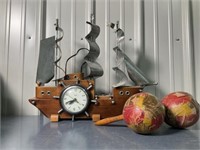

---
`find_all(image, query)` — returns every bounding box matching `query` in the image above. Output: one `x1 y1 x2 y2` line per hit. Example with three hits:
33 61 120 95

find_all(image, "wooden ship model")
29 20 156 122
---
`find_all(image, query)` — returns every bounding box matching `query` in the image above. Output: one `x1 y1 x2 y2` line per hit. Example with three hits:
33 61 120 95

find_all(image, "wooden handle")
95 114 123 126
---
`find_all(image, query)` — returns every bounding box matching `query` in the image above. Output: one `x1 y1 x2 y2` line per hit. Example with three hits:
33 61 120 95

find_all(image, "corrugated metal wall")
0 0 200 116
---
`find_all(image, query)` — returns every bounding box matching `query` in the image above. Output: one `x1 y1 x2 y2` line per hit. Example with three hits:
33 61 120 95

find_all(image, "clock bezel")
60 84 90 115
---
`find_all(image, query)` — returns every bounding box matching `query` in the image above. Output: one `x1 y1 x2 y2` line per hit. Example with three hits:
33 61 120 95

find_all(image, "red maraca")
161 91 199 128
95 92 165 134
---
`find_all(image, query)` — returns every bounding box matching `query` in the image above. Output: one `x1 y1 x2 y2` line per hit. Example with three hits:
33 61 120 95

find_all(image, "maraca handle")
95 114 123 126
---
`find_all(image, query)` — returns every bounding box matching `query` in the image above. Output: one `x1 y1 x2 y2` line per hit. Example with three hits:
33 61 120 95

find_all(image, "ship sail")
36 21 64 85
81 21 103 79
113 46 156 87
109 22 132 87
36 36 55 85
110 22 156 87
112 67 132 87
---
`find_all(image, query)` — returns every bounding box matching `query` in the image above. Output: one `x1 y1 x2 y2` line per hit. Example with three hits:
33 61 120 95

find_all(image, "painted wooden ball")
122 92 165 134
161 91 199 128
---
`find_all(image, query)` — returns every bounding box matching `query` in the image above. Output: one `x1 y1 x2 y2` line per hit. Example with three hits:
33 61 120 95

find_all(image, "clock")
60 85 90 116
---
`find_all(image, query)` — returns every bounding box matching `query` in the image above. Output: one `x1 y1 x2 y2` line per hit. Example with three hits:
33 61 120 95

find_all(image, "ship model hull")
29 73 142 122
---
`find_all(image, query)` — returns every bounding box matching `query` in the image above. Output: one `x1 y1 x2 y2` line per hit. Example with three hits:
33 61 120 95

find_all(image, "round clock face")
60 85 90 115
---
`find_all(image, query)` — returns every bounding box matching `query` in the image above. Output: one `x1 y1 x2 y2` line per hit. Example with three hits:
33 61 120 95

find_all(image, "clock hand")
67 94 74 99
74 98 83 105
65 98 76 105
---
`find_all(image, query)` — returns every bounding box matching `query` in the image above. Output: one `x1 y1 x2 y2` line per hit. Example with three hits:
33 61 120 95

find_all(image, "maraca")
95 92 165 134
161 91 199 128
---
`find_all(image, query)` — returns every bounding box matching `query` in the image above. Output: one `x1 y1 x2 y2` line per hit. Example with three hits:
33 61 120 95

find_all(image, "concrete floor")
0 116 200 150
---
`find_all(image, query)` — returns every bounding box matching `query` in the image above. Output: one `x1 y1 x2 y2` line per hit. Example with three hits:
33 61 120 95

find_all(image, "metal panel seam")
70 0 76 73
153 0 159 96
181 0 195 96
168 0 175 92
105 0 111 93
20 0 26 116
3 0 12 115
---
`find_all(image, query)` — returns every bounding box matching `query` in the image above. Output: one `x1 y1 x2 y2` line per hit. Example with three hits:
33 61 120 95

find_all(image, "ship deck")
1 116 200 150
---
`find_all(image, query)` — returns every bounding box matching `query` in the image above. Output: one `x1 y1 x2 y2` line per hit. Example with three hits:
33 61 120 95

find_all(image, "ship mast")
90 0 96 24
54 19 64 85
54 19 59 86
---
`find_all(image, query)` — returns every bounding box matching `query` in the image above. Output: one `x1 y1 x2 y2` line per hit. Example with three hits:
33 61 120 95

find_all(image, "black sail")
81 22 103 78
36 36 55 85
